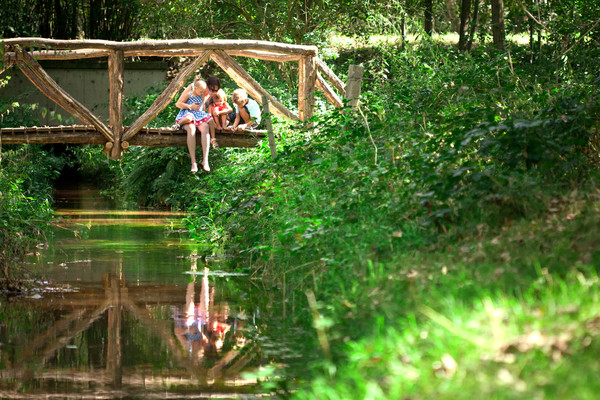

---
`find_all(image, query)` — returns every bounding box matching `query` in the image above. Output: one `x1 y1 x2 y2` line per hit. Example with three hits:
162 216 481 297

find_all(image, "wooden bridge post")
298 55 317 122
108 50 124 159
262 95 276 159
340 65 364 134
345 64 364 109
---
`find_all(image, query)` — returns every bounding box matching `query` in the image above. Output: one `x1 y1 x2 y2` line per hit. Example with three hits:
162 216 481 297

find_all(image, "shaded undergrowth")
0 145 60 291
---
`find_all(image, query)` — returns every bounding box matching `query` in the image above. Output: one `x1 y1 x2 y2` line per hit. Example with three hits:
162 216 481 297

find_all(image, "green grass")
290 187 600 399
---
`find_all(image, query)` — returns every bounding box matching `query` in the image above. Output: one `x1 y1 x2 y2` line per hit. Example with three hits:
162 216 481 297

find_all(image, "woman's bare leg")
199 123 211 171
208 119 216 140
184 123 198 171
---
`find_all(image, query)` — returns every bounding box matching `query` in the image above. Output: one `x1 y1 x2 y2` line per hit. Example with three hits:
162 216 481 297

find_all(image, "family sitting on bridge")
175 75 261 173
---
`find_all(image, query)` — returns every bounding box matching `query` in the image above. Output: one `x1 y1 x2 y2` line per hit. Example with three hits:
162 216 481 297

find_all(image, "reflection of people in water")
207 291 231 352
232 311 248 349
173 263 247 362
173 266 210 359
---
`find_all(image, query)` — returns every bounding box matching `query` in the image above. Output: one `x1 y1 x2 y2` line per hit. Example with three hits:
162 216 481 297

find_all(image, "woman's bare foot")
203 162 210 172
211 138 219 149
191 162 198 173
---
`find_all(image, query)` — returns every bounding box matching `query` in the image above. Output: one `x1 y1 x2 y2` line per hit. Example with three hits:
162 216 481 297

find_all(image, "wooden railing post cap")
348 64 364 78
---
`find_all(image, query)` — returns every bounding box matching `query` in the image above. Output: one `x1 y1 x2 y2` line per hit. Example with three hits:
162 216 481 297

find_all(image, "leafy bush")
118 146 196 209
124 84 176 127
0 100 41 128
173 38 600 278
467 94 596 174
0 174 50 288
0 146 58 291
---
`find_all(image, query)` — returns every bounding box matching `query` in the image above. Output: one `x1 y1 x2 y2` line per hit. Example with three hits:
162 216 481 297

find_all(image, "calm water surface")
0 184 302 399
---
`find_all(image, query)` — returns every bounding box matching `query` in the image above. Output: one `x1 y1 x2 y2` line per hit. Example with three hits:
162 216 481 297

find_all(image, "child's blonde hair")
214 89 227 102
192 78 206 92
231 88 248 103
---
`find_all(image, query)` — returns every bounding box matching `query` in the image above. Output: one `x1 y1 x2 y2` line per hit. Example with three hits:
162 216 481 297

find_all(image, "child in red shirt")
210 89 233 131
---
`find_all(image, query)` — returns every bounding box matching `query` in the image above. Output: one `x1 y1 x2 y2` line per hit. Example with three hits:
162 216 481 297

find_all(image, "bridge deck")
0 125 267 148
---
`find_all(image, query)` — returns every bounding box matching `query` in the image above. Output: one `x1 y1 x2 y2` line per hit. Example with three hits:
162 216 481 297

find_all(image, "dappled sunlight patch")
325 32 533 50
54 217 184 227
432 353 458 378
496 367 528 391
185 269 247 277
496 330 573 362
56 259 92 268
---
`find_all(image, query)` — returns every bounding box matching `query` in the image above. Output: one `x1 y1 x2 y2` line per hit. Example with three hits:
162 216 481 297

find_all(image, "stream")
0 183 308 399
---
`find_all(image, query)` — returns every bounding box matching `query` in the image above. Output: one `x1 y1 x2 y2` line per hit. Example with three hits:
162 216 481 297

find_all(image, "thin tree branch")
557 18 600 58
521 3 547 29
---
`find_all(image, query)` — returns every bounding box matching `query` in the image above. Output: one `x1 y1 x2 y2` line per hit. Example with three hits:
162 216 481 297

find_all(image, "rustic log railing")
1 38 347 159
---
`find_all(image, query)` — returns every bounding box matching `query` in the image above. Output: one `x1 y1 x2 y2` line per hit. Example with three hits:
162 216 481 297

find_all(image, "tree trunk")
69 0 80 38
491 0 505 50
424 0 434 36
445 0 459 32
466 0 479 50
529 5 535 62
36 0 51 37
401 13 406 41
89 0 101 38
457 0 472 50
53 0 67 38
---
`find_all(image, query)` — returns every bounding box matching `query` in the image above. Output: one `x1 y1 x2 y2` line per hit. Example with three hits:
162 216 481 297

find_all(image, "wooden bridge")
0 38 354 158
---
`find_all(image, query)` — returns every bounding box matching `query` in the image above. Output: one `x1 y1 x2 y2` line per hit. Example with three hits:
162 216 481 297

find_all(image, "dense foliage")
3 0 597 52
77 33 597 398
0 98 64 290
0 145 59 290
0 0 402 40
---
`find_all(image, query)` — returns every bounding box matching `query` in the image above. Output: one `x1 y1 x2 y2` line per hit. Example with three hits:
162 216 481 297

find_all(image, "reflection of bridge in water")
0 272 262 398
